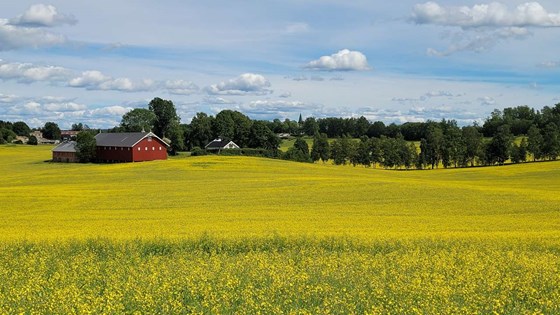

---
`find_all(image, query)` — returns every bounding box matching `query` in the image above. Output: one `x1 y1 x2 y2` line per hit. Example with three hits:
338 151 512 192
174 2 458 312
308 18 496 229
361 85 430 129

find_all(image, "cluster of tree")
285 134 418 169
0 121 29 144
265 104 560 143
282 116 559 169
481 105 560 137
183 110 280 151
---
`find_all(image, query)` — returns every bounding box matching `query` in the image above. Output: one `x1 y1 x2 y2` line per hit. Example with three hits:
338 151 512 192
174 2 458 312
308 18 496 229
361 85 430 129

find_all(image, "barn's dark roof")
205 139 238 149
52 141 77 153
95 132 168 147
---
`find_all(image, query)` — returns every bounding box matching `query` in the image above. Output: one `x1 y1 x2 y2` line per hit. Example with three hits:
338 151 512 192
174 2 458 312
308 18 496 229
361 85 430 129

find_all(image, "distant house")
95 132 169 163
205 138 240 152
31 131 58 144
52 141 78 162
60 130 80 141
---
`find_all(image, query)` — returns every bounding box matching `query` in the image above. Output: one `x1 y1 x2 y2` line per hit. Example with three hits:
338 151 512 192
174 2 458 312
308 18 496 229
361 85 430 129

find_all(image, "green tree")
249 121 280 150
303 117 319 136
12 121 31 136
421 124 444 169
367 121 386 138
462 126 483 167
482 109 504 137
311 133 329 163
440 120 461 168
353 116 370 138
542 123 560 160
399 141 417 169
417 138 428 169
148 98 180 139
527 125 543 161
354 136 372 167
121 108 156 132
213 110 252 147
369 137 383 168
380 136 400 169
486 125 513 165
71 123 84 131
167 123 184 155
283 137 311 162
76 131 97 163
330 137 351 165
0 128 16 143
283 118 300 135
42 122 61 140
187 112 214 149
511 138 528 164
27 135 38 145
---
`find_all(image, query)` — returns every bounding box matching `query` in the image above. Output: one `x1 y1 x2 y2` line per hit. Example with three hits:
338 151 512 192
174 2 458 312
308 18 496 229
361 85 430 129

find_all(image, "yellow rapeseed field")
0 144 559 313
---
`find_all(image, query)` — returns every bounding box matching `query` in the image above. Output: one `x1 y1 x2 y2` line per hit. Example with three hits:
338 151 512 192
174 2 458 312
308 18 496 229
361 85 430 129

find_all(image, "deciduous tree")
311 133 329 163
42 122 61 140
76 131 97 163
148 98 179 139
121 108 156 132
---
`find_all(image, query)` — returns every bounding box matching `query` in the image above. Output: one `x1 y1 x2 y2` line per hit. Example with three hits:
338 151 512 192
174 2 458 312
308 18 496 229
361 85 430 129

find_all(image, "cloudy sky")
1 1 560 128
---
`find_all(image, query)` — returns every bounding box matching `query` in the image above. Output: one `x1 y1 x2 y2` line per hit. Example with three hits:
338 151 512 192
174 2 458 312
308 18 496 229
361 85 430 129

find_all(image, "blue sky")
1 0 560 129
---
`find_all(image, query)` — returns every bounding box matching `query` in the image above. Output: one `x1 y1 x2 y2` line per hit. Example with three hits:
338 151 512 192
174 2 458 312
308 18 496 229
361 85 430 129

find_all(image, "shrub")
27 135 38 145
191 147 207 156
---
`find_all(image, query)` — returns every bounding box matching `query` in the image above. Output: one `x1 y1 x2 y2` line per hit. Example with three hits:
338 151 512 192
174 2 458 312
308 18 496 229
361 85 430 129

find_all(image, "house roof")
52 141 77 153
95 132 169 148
205 139 238 149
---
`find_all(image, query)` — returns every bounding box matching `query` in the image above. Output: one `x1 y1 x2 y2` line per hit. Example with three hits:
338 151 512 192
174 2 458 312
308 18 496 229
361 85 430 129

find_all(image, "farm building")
52 141 78 162
31 131 58 144
205 139 240 152
60 130 80 141
95 132 169 163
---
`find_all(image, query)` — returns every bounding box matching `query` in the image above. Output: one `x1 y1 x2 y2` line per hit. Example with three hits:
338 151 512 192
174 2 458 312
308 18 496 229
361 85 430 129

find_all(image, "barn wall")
52 152 78 163
96 146 134 162
131 137 167 162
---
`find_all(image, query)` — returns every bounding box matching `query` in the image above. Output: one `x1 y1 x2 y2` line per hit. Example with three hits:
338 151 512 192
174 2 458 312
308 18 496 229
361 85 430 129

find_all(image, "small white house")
205 138 240 152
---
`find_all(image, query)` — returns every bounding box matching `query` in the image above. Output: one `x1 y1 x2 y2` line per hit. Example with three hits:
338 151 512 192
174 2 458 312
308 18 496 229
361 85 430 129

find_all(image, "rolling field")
1 144 559 313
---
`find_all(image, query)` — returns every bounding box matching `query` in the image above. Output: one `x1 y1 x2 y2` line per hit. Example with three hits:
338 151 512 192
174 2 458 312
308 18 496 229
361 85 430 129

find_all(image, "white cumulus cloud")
0 4 76 51
305 49 370 71
165 80 199 95
44 102 87 112
10 4 77 27
0 19 66 51
412 2 559 56
412 2 560 28
89 105 132 117
206 73 272 96
0 93 21 104
0 60 71 83
69 70 156 92
478 96 496 106
426 27 530 56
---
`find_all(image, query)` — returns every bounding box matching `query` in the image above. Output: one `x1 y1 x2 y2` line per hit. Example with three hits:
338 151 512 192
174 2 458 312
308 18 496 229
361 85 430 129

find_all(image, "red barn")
95 132 169 163
52 141 78 162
